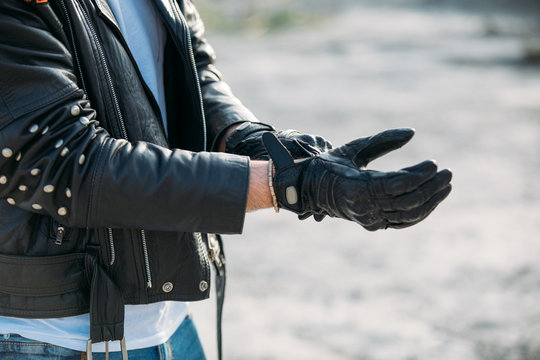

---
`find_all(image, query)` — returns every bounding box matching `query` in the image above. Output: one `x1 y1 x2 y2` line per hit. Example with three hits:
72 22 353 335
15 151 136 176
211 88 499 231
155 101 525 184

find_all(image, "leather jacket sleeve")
0 1 249 234
183 0 260 150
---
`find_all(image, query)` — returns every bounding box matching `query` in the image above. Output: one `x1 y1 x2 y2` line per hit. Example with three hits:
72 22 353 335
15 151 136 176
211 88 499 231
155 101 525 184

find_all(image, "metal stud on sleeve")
70 105 81 116
2 148 13 158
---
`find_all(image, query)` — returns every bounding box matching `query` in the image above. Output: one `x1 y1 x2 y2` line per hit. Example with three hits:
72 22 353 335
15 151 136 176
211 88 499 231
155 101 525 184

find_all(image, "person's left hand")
225 122 332 160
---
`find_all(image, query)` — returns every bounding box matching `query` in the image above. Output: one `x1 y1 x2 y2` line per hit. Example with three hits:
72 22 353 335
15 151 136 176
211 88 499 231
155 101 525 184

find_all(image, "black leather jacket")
0 0 257 341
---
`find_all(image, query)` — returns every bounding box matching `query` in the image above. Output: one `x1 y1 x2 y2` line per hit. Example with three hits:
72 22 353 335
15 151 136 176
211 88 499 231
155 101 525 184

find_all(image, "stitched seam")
0 342 69 348
7 83 78 118
86 140 109 226
0 86 79 133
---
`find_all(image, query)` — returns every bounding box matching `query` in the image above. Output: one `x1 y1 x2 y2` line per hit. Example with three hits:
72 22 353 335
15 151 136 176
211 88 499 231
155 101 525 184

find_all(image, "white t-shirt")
0 0 188 352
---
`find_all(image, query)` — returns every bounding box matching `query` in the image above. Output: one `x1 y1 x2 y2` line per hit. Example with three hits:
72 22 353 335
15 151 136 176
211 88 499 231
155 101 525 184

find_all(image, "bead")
2 148 13 158
78 154 86 165
15 152 21 161
18 185 27 192
30 168 41 176
70 105 80 116
6 198 15 205
29 124 39 133
41 126 49 135
0 176 6 185
79 117 90 126
43 185 55 193
60 147 69 157
57 207 68 216
32 204 43 210
65 188 72 198
55 139 63 149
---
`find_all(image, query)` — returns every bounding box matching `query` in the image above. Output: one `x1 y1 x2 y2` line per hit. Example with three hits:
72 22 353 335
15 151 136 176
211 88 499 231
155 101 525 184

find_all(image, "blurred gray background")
189 0 540 359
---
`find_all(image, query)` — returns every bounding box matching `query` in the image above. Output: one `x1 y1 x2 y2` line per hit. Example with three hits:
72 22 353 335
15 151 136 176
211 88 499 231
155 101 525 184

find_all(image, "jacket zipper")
59 0 88 97
140 230 152 288
91 5 169 146
76 1 152 285
55 225 66 245
194 232 210 282
168 4 207 152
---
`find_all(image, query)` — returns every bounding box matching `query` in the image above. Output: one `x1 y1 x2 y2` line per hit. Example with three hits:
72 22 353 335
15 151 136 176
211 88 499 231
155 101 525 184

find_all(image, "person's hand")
263 128 452 230
225 122 332 160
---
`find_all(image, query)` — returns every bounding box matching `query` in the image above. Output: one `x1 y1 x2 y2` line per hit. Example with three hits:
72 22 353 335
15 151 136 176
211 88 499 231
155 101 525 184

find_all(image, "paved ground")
191 3 540 359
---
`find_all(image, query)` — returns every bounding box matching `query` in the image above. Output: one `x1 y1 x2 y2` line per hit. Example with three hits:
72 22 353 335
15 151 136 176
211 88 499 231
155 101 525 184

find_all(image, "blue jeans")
0 315 206 360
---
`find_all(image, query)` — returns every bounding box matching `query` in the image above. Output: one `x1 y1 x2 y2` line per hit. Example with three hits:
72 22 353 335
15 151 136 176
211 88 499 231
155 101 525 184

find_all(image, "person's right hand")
263 128 452 230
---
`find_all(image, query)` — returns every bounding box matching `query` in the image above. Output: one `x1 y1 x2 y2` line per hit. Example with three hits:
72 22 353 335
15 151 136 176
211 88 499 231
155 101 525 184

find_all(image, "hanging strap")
208 234 226 360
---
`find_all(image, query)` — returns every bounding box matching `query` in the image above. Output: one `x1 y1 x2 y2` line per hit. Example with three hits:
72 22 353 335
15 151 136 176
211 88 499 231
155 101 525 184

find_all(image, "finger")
379 169 452 211
369 160 438 197
384 184 452 224
314 213 326 222
298 213 311 220
351 128 415 167
362 219 387 231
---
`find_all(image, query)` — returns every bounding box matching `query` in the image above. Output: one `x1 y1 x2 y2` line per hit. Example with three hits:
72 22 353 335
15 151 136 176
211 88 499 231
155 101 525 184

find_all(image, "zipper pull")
55 226 65 245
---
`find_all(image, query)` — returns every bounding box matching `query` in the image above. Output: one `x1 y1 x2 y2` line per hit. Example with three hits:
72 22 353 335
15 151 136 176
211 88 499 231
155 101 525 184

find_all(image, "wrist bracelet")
268 159 279 213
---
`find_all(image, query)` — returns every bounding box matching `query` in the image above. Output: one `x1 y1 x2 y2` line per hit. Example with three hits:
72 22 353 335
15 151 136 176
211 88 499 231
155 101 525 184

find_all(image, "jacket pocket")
0 252 90 318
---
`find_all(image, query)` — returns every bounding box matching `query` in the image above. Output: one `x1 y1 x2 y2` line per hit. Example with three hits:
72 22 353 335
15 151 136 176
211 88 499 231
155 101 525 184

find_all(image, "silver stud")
15 152 21 161
29 124 39 133
70 105 81 116
30 168 41 176
79 117 90 126
32 204 43 210
55 139 63 149
6 198 15 205
2 148 13 158
162 282 174 293
78 154 86 165
94 121 100 127
0 176 6 185
41 126 49 135
60 147 69 157
65 188 72 198
43 185 55 193
18 185 27 192
57 207 68 216
199 280 208 292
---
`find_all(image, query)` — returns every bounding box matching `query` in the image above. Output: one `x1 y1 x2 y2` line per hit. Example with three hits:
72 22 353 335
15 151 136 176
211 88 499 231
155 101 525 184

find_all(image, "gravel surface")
190 3 540 359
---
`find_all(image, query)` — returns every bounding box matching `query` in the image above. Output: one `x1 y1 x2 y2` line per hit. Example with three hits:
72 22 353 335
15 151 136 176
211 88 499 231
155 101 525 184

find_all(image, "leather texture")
226 122 333 160
0 0 254 324
264 129 453 231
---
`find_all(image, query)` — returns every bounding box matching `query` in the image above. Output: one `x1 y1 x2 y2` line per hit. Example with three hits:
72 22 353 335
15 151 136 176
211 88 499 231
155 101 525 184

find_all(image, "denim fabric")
0 315 206 360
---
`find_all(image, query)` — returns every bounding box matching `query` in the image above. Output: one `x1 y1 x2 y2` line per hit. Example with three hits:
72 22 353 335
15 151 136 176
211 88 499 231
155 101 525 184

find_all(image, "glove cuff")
224 122 275 155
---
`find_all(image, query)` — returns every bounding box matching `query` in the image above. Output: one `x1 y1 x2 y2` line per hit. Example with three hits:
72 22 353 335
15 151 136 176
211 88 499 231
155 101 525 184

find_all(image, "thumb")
335 128 415 168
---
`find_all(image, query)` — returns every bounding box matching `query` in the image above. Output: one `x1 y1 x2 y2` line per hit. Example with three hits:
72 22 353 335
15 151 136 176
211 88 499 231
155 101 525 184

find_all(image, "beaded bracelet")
268 159 279 213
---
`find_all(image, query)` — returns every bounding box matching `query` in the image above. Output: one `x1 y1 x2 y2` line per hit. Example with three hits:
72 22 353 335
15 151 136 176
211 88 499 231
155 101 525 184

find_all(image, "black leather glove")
263 128 452 230
225 122 332 160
